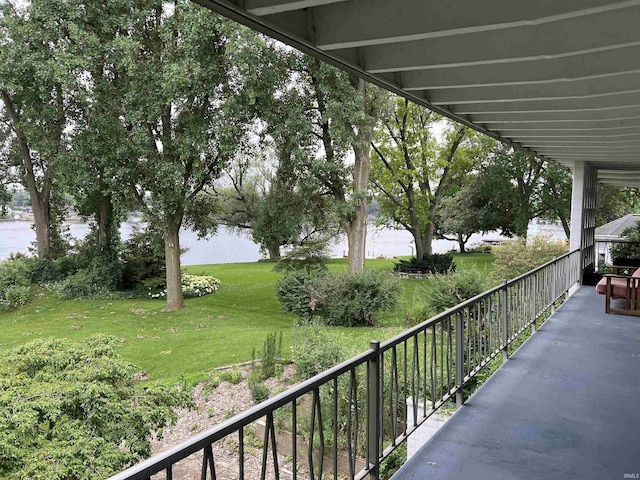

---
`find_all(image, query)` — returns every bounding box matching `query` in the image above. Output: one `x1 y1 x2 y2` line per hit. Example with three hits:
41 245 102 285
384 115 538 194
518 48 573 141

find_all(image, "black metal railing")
109 250 581 480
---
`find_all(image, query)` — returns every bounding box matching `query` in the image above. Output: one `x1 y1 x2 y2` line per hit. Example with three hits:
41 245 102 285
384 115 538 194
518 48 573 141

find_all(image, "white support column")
570 161 597 287
570 161 586 254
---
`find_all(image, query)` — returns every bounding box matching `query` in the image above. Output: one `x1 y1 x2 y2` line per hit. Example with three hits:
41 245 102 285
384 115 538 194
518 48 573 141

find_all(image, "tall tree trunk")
458 233 467 253
2 91 53 258
347 142 370 273
347 79 372 274
163 224 185 312
266 242 281 260
96 192 115 253
422 223 434 257
30 189 52 258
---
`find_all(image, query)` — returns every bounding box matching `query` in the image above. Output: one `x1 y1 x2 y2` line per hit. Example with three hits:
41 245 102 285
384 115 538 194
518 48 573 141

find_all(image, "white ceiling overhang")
192 0 640 187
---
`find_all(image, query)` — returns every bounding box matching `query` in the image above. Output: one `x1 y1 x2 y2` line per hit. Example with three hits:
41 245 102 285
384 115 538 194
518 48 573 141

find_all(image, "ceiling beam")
355 8 640 73
245 0 345 15
427 72 640 105
255 0 640 51
481 118 640 130
387 46 640 90
451 92 640 114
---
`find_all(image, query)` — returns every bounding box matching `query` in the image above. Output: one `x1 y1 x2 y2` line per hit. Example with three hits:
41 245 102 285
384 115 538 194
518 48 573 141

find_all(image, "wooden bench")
596 265 640 316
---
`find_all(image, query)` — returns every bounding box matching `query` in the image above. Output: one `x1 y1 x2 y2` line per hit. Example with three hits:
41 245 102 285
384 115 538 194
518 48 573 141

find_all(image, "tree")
596 185 640 226
0 335 189 480
0 0 79 258
59 0 139 256
436 184 483 253
471 145 572 239
115 3 276 310
371 98 473 259
284 56 386 273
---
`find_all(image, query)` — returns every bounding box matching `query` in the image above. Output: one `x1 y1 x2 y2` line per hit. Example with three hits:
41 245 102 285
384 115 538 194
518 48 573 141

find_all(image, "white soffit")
192 0 640 185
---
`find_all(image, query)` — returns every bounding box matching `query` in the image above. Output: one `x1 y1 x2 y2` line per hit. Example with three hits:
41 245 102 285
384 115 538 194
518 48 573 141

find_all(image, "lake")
0 220 566 264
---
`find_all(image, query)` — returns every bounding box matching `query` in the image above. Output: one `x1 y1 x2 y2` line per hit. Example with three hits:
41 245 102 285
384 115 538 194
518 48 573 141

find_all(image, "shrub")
316 269 401 327
248 371 270 403
121 225 166 289
274 240 329 273
54 257 123 299
0 335 190 480
3 284 31 308
219 367 243 384
394 253 455 274
147 274 221 300
256 331 282 380
275 270 328 320
491 234 568 282
277 269 400 327
423 268 493 314
291 323 349 380
0 255 33 310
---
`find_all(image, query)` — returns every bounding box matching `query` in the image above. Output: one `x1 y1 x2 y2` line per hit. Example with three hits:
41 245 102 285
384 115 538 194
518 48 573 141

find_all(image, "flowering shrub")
148 274 221 299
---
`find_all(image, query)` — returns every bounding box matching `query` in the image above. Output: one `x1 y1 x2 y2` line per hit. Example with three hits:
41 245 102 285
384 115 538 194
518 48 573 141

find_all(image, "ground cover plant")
0 255 493 384
0 335 190 480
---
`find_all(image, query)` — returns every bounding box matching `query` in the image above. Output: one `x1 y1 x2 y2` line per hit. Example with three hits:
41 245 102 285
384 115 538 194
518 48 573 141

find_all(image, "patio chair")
596 265 640 316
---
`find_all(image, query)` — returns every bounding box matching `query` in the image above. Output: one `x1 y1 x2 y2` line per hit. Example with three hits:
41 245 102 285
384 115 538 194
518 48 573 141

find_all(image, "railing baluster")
367 341 381 480
201 444 216 480
333 377 338 480
238 428 244 480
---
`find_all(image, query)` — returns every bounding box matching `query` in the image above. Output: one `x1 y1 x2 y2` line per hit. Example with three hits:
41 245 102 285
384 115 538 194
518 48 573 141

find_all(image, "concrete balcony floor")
394 286 640 480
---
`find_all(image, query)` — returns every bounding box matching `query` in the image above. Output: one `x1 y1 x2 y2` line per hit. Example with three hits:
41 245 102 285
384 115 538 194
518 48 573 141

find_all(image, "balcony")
110 250 608 480
394 285 640 480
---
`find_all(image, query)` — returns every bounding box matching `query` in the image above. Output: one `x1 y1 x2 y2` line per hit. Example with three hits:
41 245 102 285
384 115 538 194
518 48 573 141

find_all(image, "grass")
0 254 493 384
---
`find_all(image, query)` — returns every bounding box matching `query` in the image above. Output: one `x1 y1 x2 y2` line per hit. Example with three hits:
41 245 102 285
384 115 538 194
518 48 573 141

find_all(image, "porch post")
570 161 596 285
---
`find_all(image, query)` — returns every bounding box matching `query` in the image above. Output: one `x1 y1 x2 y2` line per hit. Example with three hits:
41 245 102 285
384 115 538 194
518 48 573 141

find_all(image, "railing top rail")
108 348 375 480
380 248 580 352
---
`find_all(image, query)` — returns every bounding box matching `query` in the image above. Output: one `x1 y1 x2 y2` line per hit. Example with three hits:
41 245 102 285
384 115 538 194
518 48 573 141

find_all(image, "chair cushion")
596 276 636 298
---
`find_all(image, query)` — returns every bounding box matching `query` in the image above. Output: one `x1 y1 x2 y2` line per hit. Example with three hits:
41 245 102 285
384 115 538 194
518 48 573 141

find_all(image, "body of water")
0 220 566 264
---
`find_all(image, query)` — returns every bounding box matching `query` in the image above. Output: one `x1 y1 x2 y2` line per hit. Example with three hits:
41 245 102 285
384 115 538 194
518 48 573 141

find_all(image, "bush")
317 269 401 327
54 257 123 299
423 268 493 315
147 274 221 299
291 323 349 380
3 284 31 308
276 269 400 327
491 234 568 282
394 253 455 274
275 270 328 320
0 255 33 310
0 335 190 480
121 225 166 290
256 332 282 380
248 371 270 403
274 240 329 273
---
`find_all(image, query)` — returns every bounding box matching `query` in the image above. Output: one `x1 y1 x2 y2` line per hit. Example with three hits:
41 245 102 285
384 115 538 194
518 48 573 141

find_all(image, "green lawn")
0 254 493 384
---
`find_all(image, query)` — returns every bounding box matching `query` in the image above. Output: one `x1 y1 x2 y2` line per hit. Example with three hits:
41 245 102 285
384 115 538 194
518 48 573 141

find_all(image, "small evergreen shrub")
121 226 166 290
291 324 349 380
258 331 282 380
248 371 270 403
275 270 328 320
0 255 33 310
424 268 493 314
276 269 400 327
394 253 455 274
274 240 329 273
